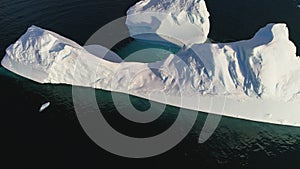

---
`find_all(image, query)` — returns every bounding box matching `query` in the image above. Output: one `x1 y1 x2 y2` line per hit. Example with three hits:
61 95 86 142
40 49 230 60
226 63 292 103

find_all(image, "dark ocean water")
1 0 300 168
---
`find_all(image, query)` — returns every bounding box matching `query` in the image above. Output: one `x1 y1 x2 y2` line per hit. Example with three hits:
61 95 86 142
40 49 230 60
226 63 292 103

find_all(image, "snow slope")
2 25 300 127
126 0 210 45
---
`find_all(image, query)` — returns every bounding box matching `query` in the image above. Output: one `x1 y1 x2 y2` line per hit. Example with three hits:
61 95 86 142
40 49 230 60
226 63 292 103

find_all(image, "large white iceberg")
126 0 210 45
2 25 300 127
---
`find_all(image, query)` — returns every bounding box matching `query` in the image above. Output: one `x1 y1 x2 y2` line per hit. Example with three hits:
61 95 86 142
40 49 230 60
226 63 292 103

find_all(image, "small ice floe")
39 102 50 112
298 5 300 8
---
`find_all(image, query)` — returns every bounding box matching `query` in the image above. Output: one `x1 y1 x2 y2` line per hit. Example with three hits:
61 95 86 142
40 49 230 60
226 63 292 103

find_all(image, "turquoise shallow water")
1 0 300 168
113 39 180 63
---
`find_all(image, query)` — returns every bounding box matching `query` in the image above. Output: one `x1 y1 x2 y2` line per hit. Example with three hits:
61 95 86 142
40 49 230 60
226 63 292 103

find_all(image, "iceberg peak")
177 23 300 101
1 25 117 85
126 0 210 45
253 23 290 43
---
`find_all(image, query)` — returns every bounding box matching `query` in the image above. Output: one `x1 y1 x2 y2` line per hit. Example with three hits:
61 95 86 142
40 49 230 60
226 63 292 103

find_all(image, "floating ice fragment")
39 102 50 112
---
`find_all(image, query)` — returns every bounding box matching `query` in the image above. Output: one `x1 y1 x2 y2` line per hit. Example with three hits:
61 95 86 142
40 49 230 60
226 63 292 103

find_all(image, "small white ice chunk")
39 102 50 112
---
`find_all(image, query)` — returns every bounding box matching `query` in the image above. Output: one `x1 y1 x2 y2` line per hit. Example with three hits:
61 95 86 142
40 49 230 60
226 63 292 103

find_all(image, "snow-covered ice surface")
126 0 210 45
2 25 300 127
178 24 300 102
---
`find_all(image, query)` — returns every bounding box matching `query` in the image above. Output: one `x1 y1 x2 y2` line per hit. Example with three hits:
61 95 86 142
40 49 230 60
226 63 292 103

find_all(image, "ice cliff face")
126 0 210 45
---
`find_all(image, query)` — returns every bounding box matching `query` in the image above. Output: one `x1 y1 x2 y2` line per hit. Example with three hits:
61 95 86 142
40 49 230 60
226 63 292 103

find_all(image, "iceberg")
126 0 210 45
2 25 300 127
